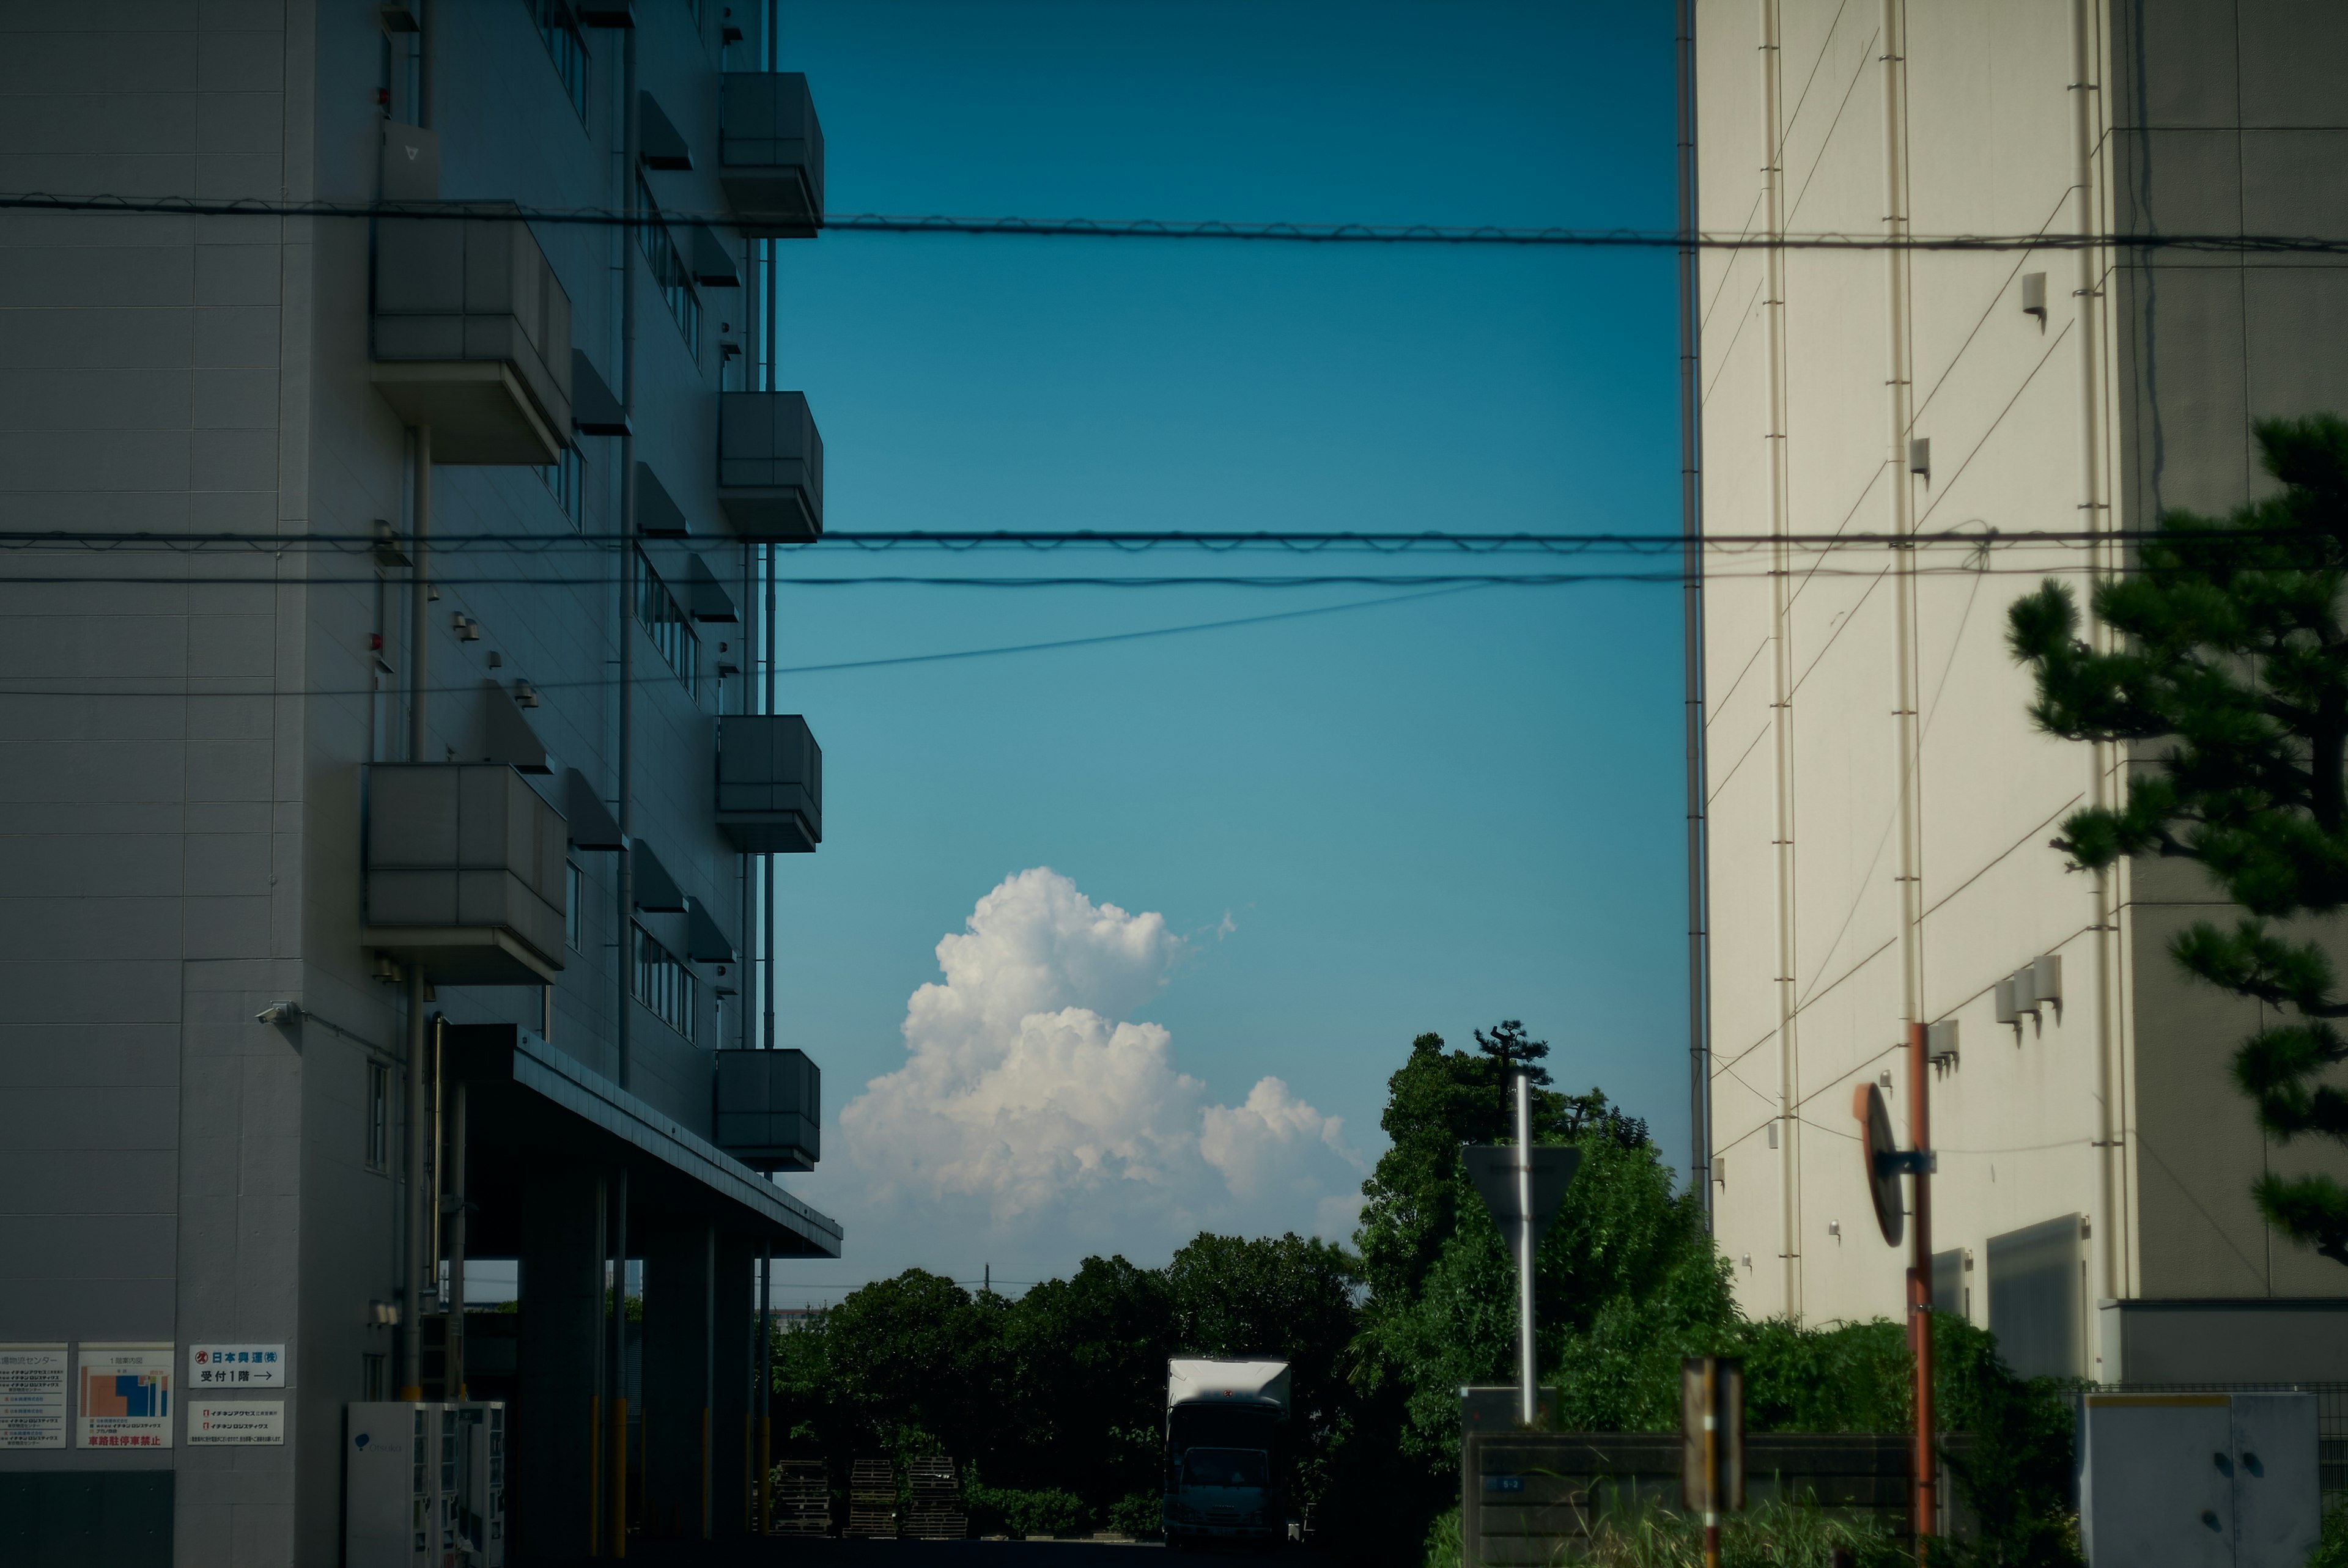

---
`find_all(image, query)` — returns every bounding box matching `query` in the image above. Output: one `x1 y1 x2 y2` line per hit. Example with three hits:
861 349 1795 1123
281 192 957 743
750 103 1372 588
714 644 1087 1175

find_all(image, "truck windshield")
1181 1448 1269 1489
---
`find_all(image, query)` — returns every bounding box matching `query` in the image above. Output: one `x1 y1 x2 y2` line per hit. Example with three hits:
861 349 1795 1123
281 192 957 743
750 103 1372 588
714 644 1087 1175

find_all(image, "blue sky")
753 0 1688 1300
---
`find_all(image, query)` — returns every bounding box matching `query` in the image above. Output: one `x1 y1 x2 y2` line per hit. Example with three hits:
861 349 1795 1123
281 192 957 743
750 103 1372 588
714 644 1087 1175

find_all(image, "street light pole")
1515 1070 1536 1429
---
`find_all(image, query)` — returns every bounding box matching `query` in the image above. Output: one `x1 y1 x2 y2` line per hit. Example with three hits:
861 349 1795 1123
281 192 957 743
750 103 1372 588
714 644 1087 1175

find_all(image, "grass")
1424 1493 1913 1568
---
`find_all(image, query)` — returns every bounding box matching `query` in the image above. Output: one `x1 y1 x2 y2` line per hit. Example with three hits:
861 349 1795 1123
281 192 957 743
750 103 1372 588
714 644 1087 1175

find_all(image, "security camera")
256 1001 301 1025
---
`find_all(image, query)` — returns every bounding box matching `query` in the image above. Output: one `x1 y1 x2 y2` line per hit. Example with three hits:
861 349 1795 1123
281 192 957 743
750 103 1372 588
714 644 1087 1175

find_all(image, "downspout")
616 30 638 1093
397 0 436 1402
1758 0 1803 1323
609 31 641 1556
399 427 432 1398
762 551 777 1060
2072 0 2127 1309
1881 0 1922 1088
1676 0 1713 1225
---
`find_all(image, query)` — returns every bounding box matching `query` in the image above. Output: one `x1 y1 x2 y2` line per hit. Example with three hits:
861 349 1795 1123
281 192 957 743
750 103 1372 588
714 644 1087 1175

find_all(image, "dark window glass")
634 550 699 697
637 176 702 352
524 0 590 120
632 925 697 1041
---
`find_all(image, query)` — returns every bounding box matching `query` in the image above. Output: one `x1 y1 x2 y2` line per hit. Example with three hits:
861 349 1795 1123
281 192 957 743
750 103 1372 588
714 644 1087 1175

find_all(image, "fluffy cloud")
832 868 1362 1259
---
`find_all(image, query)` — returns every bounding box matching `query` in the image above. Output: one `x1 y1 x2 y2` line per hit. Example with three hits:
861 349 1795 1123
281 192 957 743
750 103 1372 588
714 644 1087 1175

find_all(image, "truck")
1162 1358 1291 1550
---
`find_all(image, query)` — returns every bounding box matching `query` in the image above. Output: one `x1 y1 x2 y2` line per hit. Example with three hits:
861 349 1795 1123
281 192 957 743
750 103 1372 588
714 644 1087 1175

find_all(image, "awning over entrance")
445 1023 842 1257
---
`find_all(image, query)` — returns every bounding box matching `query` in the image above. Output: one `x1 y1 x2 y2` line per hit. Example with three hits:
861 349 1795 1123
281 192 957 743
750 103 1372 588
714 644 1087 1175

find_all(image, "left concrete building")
0 4 840 1564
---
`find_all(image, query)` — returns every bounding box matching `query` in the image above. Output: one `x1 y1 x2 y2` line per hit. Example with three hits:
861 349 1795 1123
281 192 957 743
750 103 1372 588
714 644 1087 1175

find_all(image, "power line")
1 191 2343 255
0 524 2260 556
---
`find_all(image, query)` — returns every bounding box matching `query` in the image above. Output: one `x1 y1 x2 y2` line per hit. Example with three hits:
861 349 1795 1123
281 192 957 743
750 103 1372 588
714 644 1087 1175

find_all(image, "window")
367 1062 391 1172
637 176 701 352
632 925 696 1040
635 550 699 696
538 446 585 531
524 0 590 121
566 862 583 951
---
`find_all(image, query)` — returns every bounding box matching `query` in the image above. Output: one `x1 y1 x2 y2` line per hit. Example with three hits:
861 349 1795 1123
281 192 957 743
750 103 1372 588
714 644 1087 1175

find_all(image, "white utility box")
2078 1390 2319 1567
455 1401 507 1566
347 1402 455 1568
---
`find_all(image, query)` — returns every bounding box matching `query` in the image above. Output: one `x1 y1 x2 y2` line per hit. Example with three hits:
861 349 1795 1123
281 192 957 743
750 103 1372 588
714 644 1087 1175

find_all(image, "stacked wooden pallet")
845 1457 898 1539
769 1460 830 1536
904 1456 967 1540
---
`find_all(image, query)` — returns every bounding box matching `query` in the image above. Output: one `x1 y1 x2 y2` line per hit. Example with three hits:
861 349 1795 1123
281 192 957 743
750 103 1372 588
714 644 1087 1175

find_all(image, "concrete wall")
1697 0 2348 1350
2106 0 2348 1302
0 4 798 1562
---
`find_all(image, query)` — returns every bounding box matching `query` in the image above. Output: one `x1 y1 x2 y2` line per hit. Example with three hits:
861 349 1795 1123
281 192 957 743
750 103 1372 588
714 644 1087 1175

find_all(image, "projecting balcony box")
714 1048 819 1171
364 764 568 985
717 391 822 540
719 73 824 237
715 713 822 853
372 205 574 463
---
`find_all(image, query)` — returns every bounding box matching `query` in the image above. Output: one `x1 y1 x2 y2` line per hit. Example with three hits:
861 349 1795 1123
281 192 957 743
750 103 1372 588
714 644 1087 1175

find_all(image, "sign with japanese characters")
78 1344 172 1449
188 1400 284 1446
188 1344 286 1389
0 1344 68 1449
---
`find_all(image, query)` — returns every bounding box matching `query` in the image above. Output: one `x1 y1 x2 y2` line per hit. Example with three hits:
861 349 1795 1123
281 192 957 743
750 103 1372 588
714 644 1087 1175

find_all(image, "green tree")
2007 413 2348 1262
997 1254 1173 1503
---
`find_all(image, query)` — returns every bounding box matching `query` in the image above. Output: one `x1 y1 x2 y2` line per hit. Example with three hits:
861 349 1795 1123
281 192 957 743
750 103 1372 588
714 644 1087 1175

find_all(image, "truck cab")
1163 1358 1291 1549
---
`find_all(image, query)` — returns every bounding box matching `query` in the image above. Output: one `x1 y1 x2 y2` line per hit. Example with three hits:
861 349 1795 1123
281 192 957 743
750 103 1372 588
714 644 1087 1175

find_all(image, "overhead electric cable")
0 191 2342 254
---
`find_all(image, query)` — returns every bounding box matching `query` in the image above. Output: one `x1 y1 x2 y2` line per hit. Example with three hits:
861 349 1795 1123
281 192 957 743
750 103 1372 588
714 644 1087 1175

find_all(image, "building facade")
1695 0 2348 1378
0 2 838 1563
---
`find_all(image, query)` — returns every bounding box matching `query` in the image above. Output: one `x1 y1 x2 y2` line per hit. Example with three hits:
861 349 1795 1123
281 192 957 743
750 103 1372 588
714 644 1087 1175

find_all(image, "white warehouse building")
1692 0 2348 1385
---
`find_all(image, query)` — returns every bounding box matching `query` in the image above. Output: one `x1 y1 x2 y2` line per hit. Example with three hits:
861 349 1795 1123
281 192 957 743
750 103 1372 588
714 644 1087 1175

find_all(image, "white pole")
1516 1070 1536 1427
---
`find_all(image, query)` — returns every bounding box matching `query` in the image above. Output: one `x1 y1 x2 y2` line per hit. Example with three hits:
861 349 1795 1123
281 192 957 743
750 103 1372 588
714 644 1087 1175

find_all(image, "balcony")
714 1048 819 1171
364 764 568 985
719 73 824 238
717 391 823 540
372 208 574 464
715 714 822 853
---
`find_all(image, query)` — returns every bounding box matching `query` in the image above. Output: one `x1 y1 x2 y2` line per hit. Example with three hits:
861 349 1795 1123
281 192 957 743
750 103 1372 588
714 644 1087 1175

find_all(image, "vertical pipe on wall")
1907 1021 1936 1544
448 1079 468 1399
399 424 433 1397
2072 0 2126 1308
415 0 433 129
762 547 777 1056
1881 0 1924 1070
615 28 640 1092
1757 0 1802 1324
609 1166 630 1556
758 1246 772 1534
1675 0 1712 1225
401 965 429 1398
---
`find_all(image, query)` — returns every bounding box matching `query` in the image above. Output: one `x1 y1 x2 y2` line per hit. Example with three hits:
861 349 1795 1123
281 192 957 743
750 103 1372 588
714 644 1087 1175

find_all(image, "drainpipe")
399 424 432 1398
447 1077 468 1399
762 550 777 1058
1675 0 1711 1226
2071 0 2127 1315
1757 0 1802 1325
604 33 642 1556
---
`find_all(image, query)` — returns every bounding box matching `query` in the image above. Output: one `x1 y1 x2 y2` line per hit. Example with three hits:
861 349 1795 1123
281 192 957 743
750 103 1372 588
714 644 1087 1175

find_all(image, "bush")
964 1478 1091 1539
1106 1490 1164 1539
1420 1504 1460 1568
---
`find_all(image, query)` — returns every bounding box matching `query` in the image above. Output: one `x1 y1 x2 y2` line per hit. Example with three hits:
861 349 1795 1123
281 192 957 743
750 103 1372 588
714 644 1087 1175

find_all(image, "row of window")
523 0 589 121
635 549 700 696
633 925 698 1042
538 446 584 530
636 175 704 353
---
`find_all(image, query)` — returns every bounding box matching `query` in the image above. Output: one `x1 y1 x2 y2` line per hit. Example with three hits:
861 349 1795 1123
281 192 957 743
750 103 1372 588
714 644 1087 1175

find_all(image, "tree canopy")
769 1023 2077 1563
2008 413 2348 1262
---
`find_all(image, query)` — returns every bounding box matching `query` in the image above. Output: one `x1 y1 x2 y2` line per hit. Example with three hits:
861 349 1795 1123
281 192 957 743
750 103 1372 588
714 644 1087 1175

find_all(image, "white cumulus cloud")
831 868 1362 1262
